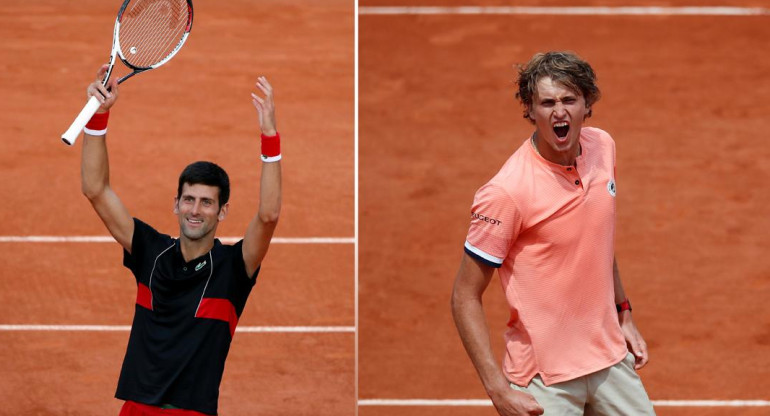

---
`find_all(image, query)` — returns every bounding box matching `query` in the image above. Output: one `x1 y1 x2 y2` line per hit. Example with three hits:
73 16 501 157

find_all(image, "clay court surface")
359 2 770 416
0 0 353 414
2 1 770 415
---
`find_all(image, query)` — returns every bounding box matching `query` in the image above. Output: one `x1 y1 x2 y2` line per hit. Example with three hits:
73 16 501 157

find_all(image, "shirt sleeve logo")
607 179 616 197
471 212 502 226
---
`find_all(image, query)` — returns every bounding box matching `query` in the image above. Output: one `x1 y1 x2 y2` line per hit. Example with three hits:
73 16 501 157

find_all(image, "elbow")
451 285 481 317
258 208 280 225
450 286 463 315
450 289 468 325
81 184 102 202
82 180 109 203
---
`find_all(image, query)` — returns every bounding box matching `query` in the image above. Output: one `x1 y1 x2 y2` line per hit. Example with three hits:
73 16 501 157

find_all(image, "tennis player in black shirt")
80 66 282 415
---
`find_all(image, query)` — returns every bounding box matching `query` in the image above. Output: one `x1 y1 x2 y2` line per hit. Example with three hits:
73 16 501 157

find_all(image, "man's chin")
181 227 209 241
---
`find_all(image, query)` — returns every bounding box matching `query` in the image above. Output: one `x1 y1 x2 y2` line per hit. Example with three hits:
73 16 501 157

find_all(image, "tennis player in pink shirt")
451 51 655 415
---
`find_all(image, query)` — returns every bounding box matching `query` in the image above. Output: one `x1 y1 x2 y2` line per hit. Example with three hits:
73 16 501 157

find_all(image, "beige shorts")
509 353 656 415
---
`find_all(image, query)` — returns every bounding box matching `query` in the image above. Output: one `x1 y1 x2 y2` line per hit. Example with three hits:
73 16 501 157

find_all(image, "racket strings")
125 0 186 57
123 1 187 65
119 0 190 68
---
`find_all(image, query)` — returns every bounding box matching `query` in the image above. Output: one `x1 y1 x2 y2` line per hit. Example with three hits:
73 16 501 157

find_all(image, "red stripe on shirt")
136 283 152 310
195 298 238 337
120 400 211 416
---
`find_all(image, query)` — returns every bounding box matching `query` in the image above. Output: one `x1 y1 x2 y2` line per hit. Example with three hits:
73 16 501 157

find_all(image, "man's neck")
531 132 581 167
179 235 215 262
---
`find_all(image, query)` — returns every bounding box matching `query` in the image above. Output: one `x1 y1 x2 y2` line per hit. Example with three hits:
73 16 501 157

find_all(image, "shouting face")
529 76 591 166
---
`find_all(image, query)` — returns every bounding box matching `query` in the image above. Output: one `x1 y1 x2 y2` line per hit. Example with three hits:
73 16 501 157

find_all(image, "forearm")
241 76 282 276
240 156 280 276
451 255 544 415
452 290 509 395
76 68 134 251
452 254 509 395
81 66 118 201
81 133 111 200
612 256 627 304
612 256 649 367
613 256 635 324
257 159 281 225
453 304 510 395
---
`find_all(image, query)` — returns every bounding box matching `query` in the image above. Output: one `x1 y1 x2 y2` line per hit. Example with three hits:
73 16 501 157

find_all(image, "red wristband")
261 132 281 162
84 111 110 135
616 299 632 313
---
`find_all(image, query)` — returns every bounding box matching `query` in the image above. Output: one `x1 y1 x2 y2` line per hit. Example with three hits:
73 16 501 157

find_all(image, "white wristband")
261 154 282 163
83 127 108 136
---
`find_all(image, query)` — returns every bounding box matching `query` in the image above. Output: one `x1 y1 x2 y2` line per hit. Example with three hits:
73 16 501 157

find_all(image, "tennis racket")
61 0 193 146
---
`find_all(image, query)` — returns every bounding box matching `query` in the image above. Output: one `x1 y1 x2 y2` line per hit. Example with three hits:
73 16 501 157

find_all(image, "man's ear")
218 202 230 221
173 197 179 215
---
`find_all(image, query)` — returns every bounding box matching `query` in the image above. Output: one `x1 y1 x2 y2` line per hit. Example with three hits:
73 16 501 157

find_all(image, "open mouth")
553 121 569 139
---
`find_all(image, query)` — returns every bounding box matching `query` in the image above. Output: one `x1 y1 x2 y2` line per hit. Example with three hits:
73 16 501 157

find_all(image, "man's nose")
553 102 567 118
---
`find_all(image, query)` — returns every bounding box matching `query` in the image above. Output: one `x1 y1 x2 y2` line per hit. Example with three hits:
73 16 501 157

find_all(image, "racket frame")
61 0 193 146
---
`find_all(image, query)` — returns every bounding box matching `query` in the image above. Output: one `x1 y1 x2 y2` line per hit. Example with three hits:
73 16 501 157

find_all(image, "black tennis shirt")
115 218 259 415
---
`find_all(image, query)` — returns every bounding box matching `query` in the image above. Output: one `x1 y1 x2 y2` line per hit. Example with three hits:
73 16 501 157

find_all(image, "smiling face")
174 183 228 241
529 76 590 166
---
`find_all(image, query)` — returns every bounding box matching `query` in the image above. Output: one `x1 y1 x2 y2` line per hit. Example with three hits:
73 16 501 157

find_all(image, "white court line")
0 236 354 244
0 325 354 333
359 6 769 16
360 399 491 406
357 399 770 407
653 400 770 407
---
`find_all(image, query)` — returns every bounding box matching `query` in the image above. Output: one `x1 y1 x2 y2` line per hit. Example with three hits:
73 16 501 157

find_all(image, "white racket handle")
61 95 102 146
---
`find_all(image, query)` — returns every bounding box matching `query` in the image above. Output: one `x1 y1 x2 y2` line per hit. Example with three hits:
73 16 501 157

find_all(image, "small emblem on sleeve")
471 212 502 226
607 179 616 197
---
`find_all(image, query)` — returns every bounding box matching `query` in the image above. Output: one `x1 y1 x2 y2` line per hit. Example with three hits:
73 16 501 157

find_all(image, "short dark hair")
177 161 230 208
515 51 601 122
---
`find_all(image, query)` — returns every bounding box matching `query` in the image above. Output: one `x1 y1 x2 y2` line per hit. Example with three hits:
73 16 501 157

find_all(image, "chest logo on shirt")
195 260 207 271
607 179 616 197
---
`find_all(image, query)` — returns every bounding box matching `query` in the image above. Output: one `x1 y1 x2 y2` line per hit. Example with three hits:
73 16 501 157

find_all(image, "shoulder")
123 218 174 270
478 140 535 200
472 171 526 220
216 239 244 257
131 218 174 252
213 239 260 281
213 239 250 269
133 218 171 241
473 181 515 210
581 127 615 146
491 138 531 181
581 127 617 160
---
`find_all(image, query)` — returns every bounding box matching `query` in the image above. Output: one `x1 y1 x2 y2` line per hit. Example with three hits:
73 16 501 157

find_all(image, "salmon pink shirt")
464 127 627 386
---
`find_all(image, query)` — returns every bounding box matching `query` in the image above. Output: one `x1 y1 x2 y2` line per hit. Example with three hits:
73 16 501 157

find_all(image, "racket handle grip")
61 95 102 146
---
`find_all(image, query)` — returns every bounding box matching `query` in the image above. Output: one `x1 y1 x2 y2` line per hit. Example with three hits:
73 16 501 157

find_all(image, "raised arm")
81 65 134 253
242 77 282 277
613 255 649 369
451 253 544 416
